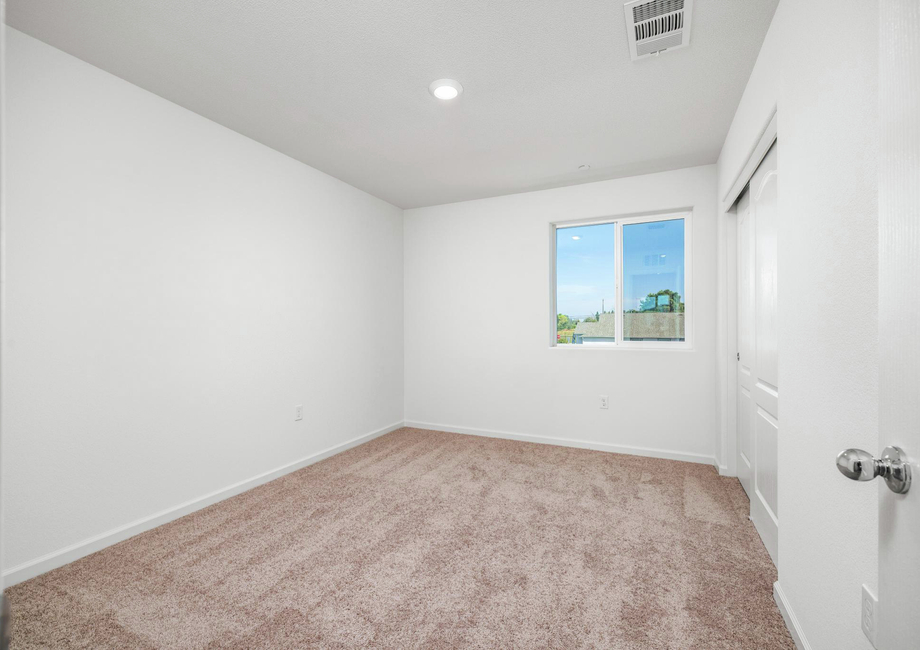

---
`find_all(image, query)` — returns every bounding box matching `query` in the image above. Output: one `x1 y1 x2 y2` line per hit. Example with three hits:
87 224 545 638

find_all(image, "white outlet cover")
861 584 877 646
600 395 609 409
295 405 304 421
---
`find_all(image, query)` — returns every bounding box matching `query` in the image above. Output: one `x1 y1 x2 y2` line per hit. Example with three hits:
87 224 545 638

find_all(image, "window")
553 213 690 347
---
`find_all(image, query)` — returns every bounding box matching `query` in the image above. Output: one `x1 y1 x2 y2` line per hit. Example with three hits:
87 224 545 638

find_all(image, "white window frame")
550 210 692 350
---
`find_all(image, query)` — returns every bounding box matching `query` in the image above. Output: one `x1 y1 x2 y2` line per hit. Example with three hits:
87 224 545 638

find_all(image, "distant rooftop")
574 313 616 338
572 311 685 341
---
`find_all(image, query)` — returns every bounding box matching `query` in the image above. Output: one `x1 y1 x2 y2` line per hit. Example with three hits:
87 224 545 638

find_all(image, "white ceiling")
7 0 778 209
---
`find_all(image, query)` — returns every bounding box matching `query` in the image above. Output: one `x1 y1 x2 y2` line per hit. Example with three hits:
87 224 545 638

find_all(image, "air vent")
623 0 693 61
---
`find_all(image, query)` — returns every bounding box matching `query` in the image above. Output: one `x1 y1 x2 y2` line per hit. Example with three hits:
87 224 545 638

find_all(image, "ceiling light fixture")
429 79 463 100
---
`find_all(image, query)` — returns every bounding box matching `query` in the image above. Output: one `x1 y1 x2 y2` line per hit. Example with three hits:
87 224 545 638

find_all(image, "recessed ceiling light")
578 164 591 171
429 79 463 100
572 236 581 240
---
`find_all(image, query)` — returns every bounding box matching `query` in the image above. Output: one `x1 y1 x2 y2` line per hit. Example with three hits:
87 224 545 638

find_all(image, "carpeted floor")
8 427 793 649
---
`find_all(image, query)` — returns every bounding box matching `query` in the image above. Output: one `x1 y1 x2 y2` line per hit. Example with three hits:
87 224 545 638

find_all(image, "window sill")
549 343 694 352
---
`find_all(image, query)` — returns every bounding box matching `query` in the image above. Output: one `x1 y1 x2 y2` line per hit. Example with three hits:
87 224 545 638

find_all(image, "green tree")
557 313 572 331
639 289 683 313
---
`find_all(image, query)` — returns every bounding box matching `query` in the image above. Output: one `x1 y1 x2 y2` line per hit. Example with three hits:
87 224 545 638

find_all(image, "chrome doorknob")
836 446 911 494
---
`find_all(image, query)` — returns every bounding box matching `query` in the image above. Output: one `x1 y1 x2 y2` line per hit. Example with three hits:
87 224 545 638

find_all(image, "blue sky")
556 219 684 319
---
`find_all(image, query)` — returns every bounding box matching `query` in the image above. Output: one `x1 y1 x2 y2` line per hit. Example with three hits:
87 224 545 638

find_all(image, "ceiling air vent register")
623 0 693 61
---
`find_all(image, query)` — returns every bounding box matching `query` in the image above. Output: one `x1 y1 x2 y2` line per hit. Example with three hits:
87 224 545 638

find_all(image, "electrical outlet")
861 584 877 647
600 395 609 409
294 405 303 421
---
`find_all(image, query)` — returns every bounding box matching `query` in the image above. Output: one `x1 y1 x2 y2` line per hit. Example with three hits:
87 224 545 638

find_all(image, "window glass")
555 223 616 344
622 219 685 341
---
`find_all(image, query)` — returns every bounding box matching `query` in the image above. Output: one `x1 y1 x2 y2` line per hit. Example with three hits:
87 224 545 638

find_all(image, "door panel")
754 407 779 557
737 142 779 565
738 385 753 479
754 381 778 419
750 142 779 564
736 190 754 497
754 409 779 518
754 165 779 390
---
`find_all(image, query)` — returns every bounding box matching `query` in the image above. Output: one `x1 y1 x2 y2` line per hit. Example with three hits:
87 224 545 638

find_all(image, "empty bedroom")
1 0 917 648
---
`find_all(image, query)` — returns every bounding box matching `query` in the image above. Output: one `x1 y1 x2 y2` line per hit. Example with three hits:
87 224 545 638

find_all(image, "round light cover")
429 79 463 100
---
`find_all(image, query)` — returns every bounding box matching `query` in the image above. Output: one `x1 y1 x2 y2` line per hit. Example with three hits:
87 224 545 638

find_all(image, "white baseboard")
3 420 405 587
718 464 732 476
774 581 811 650
405 421 717 466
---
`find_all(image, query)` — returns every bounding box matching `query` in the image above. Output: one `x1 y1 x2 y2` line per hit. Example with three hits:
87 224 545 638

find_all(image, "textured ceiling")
7 0 778 208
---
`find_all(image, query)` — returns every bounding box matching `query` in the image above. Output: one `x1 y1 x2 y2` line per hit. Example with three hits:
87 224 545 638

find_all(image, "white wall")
404 165 718 463
716 0 879 647
2 29 404 579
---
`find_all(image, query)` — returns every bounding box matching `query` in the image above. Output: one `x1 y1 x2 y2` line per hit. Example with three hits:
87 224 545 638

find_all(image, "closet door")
737 142 779 564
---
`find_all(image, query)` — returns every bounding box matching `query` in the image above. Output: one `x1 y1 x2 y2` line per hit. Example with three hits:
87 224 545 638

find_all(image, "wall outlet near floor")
861 584 877 647
599 395 609 409
294 405 304 421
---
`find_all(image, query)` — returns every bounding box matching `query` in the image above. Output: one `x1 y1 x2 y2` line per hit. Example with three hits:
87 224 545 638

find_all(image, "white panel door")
736 190 754 498
877 0 920 645
737 142 779 565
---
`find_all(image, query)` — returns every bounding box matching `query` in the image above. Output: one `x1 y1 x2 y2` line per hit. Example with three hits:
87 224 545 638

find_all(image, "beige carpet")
8 427 793 649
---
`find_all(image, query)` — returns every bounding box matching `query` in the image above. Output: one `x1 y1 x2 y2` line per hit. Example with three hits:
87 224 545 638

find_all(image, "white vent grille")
624 0 692 61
